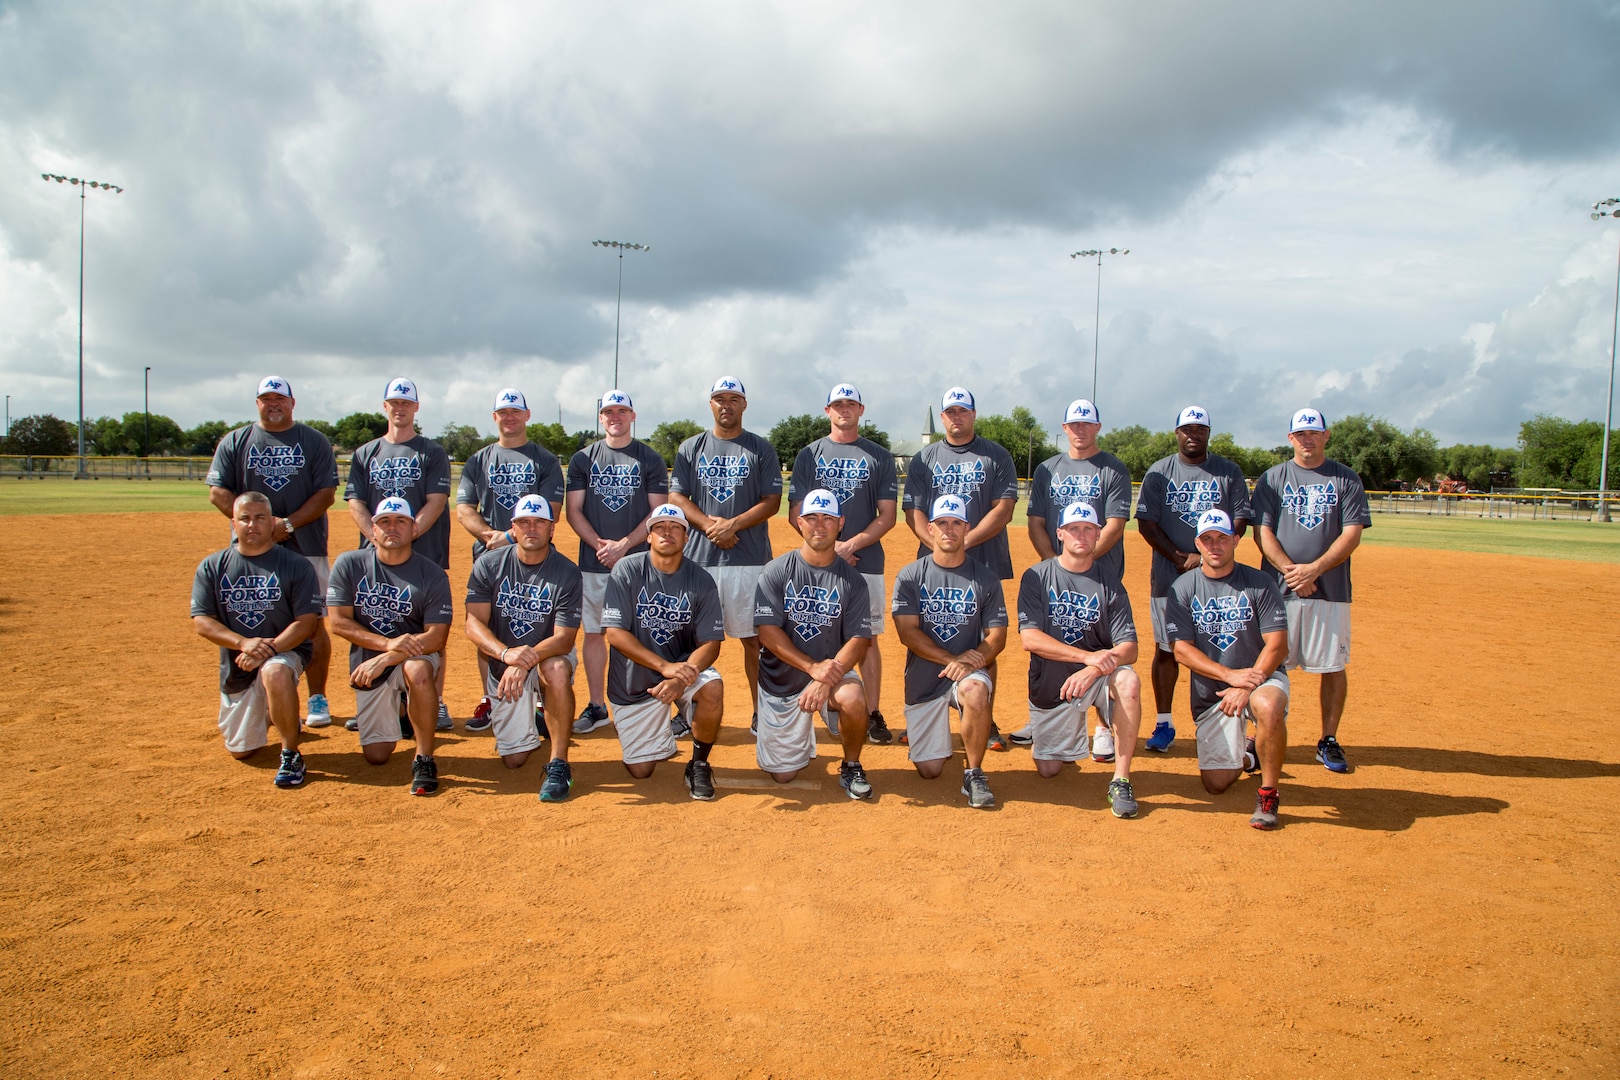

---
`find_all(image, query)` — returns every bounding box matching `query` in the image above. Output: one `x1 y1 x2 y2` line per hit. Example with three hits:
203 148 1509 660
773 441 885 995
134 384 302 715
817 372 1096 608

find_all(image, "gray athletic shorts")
1026 674 1116 762
1150 595 1171 650
755 675 862 774
1194 670 1290 770
483 652 578 756
1284 598 1351 674
904 669 994 763
580 572 610 634
862 573 887 634
354 653 442 747
706 564 766 638
611 667 722 765
217 653 305 753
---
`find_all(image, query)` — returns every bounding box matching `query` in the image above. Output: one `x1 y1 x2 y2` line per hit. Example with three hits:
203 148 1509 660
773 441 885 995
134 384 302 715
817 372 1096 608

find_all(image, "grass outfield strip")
0 478 212 515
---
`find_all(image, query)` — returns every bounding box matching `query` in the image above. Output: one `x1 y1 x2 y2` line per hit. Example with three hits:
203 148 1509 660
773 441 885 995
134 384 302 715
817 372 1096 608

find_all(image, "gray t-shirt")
191 545 323 694
465 545 583 680
752 550 872 698
600 552 727 706
1164 563 1289 716
890 555 1010 705
207 422 339 557
789 436 899 576
1251 458 1372 604
1016 559 1138 710
902 436 1019 580
346 435 454 569
566 439 670 574
455 442 567 557
1027 450 1133 582
670 430 782 567
327 548 455 674
1135 453 1253 596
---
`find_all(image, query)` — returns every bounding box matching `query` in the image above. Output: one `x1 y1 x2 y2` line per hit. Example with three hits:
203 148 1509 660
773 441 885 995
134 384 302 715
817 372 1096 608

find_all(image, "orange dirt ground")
1 509 1616 1078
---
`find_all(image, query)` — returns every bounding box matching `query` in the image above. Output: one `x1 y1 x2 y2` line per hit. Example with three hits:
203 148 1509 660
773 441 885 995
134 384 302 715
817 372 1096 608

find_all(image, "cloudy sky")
3 0 1619 449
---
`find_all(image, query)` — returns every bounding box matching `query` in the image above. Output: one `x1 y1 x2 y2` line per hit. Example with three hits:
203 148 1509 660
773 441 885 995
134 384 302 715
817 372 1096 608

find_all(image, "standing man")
566 389 669 736
464 495 583 802
601 505 728 799
346 377 455 732
1016 503 1144 818
892 495 1009 809
1251 408 1370 774
754 489 875 798
1165 510 1290 830
901 386 1018 751
327 497 455 796
207 376 339 728
668 376 782 727
1134 405 1251 755
788 382 898 745
1019 397 1133 758
455 387 566 730
191 492 322 787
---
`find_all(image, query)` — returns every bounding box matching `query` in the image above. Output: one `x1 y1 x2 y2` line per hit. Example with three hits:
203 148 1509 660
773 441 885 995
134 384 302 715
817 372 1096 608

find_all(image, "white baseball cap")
511 494 553 521
493 387 529 411
1064 399 1101 425
1196 508 1234 536
1059 502 1101 528
600 389 634 410
374 496 414 519
257 375 293 398
941 386 976 412
1176 404 1211 428
800 488 841 517
647 504 689 529
826 383 863 405
930 494 970 522
1290 408 1327 433
710 375 747 398
383 377 419 403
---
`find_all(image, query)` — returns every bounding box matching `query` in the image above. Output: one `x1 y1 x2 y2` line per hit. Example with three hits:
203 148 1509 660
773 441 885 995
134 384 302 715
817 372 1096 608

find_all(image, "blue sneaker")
1145 720 1176 753
1316 736 1350 773
273 749 306 788
304 694 332 728
539 759 573 802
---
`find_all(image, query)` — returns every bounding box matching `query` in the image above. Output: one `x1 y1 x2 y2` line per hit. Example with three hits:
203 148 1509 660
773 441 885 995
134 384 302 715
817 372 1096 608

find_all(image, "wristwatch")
281 517 296 537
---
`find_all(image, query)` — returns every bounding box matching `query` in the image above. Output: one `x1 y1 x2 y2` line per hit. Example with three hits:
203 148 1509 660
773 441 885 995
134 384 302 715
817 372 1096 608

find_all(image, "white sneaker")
305 693 332 728
1092 725 1115 762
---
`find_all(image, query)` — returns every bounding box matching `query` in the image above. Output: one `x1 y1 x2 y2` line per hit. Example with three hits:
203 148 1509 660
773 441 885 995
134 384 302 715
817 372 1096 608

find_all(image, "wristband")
500 647 510 663
505 531 515 546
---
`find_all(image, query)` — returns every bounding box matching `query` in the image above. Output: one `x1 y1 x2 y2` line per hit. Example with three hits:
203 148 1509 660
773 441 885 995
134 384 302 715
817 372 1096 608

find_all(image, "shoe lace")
1259 789 1279 811
844 761 867 781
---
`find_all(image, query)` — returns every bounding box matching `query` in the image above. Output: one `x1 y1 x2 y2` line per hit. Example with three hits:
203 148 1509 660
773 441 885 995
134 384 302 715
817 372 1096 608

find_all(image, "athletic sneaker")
344 717 359 732
1092 726 1116 763
986 723 1008 753
410 755 439 796
539 759 573 802
436 701 453 731
867 711 894 745
897 729 909 746
961 767 996 809
684 759 715 801
273 749 306 789
1242 737 1260 774
1250 787 1280 830
573 703 612 734
670 710 692 740
1317 736 1349 774
1145 720 1176 753
1007 725 1034 747
838 761 874 801
824 707 841 737
749 714 758 735
305 694 332 728
465 697 493 732
1107 776 1137 818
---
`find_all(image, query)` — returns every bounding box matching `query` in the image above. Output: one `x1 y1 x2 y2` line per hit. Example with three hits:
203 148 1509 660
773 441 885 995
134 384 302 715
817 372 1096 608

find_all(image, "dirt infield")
1 509 1616 1078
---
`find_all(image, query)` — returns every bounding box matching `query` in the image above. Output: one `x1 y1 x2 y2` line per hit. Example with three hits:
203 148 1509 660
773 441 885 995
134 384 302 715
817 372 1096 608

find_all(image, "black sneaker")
838 760 874 800
866 710 894 745
573 702 612 735
749 714 758 735
1243 737 1260 774
410 755 438 796
539 759 573 802
1316 736 1349 773
465 697 494 732
273 749 306 789
986 722 1008 752
684 759 715 801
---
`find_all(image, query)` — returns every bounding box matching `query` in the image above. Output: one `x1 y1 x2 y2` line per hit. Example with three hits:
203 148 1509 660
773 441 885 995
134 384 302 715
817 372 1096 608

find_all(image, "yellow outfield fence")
1363 489 1614 521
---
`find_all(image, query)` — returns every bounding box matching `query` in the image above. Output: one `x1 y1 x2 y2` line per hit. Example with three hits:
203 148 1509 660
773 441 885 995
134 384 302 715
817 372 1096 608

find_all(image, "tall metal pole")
1070 247 1128 404
592 240 649 390
144 366 151 465
1593 199 1619 523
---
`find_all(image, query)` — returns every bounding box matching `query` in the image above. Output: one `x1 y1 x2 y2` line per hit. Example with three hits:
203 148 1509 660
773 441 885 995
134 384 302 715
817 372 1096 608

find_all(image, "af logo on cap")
1176 405 1210 428
601 389 633 409
1064 399 1100 424
827 383 862 405
257 376 293 398
494 388 528 411
710 376 747 397
1290 408 1327 433
801 488 841 516
930 494 970 522
1195 508 1234 536
374 496 415 518
384 378 419 403
941 387 976 411
511 494 553 521
648 504 689 528
1059 502 1101 528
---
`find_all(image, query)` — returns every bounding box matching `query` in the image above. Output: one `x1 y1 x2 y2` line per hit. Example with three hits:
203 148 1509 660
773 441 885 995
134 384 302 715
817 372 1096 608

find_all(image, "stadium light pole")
41 172 124 478
1593 198 1619 523
143 366 152 468
1070 247 1129 403
591 240 650 390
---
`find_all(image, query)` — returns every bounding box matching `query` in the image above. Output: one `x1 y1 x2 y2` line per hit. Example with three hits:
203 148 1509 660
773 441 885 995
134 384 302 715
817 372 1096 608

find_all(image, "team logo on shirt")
589 461 642 512
783 583 842 641
219 573 282 630
918 584 978 643
246 443 307 492
1167 479 1222 528
695 453 750 503
1049 472 1102 508
1045 587 1101 644
495 579 554 639
354 576 414 635
929 460 986 504
487 460 537 510
1190 593 1253 651
815 455 871 499
636 588 693 646
369 454 422 496
1281 482 1337 531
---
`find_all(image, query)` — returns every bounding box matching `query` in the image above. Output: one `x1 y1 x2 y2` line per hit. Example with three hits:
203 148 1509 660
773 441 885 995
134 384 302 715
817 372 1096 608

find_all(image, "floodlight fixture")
592 239 650 389
1069 246 1130 403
